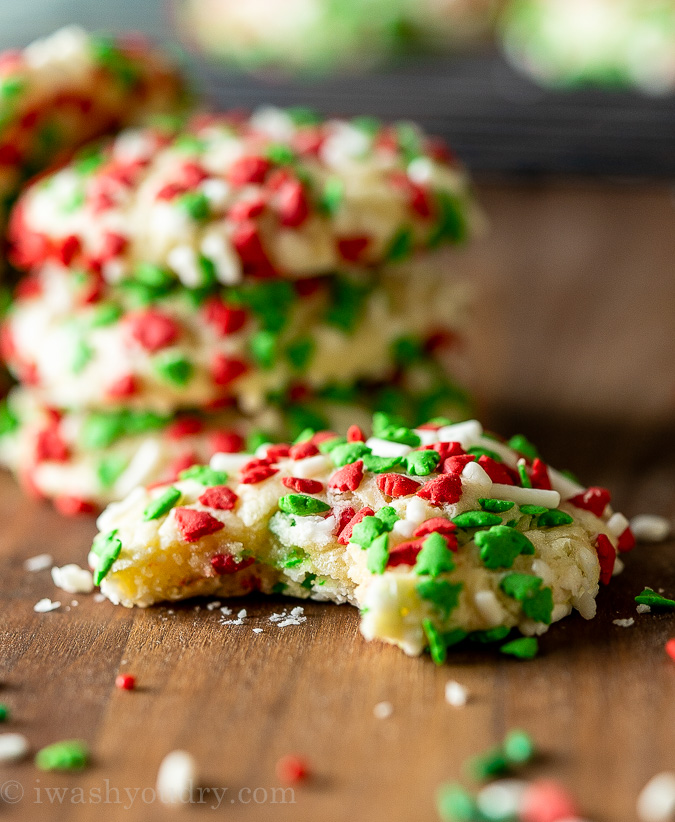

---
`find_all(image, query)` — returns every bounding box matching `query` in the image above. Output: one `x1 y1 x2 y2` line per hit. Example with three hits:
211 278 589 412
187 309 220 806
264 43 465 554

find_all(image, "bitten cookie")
91 414 634 661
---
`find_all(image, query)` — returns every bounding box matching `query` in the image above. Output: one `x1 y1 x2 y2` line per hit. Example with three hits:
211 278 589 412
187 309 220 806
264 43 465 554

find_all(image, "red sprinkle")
211 554 255 575
617 526 636 553
530 458 552 491
378 473 420 498
569 487 612 517
240 464 278 484
115 674 136 691
35 426 69 463
174 508 225 542
416 474 462 506
202 297 247 336
338 507 374 545
211 354 248 387
442 454 475 475
198 486 238 511
478 455 517 486
289 441 319 460
336 235 370 262
265 444 292 462
56 234 81 266
413 518 457 538
594 533 616 585
106 374 138 399
329 460 364 493
54 496 96 517
209 430 245 455
126 309 179 352
277 179 309 227
282 477 324 494
228 155 270 186
520 780 578 822
347 425 366 443
276 754 309 784
431 441 465 460
228 196 266 221
334 506 356 538
167 417 203 440
665 639 675 661
386 540 423 568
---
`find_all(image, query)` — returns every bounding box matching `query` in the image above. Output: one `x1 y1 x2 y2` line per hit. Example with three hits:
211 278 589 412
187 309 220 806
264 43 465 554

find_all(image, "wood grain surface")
0 410 673 822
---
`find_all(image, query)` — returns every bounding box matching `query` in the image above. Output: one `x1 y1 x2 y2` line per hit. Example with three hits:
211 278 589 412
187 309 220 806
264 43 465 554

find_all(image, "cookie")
90 413 634 660
9 108 481 285
1 260 469 413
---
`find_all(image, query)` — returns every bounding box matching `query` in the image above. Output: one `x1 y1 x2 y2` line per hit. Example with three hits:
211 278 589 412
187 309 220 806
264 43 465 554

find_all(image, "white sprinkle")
93 593 106 603
24 553 53 572
613 618 635 628
637 772 675 822
547 466 585 500
477 780 528 818
51 564 94 594
209 453 250 473
407 156 434 184
637 604 652 614
631 515 671 544
34 598 60 613
490 483 561 509
365 437 412 459
206 601 221 611
156 750 197 805
607 512 630 538
252 628 263 634
237 609 247 619
373 701 394 719
461 460 493 492
0 733 29 764
437 419 483 445
71 600 78 607
445 680 469 707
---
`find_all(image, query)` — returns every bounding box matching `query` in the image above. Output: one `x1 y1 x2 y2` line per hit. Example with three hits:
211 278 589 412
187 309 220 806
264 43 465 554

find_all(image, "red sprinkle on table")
665 639 675 661
520 779 578 822
174 508 224 542
276 754 309 784
115 674 136 691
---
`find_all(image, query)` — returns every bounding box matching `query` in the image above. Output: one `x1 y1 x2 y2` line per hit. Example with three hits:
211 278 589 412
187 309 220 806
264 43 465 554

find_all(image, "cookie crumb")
445 680 469 707
373 701 394 719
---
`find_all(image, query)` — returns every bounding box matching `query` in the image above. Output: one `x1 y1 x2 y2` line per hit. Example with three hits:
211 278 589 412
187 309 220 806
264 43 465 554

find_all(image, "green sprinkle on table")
635 589 675 609
504 729 535 765
0 704 9 722
35 740 89 771
500 637 539 659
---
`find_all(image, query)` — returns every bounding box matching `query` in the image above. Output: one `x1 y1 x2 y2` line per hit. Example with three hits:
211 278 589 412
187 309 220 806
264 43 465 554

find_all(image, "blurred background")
2 0 674 425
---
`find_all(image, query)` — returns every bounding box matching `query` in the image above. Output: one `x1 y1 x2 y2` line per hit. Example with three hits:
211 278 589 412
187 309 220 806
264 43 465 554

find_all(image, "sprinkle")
179 465 228 485
51 564 94 594
338 507 374 545
24 553 53 571
376 506 399 529
0 733 29 764
282 477 324 494
520 779 578 822
453 510 502 529
373 701 394 719
276 754 309 784
500 637 538 659
536 509 574 528
377 473 420 498
156 750 197 804
0 705 7 722
637 604 652 614
437 784 479 821
154 351 194 386
635 589 675 609
490 484 561 509
503 729 535 765
445 680 469 707
329 442 371 467
328 460 364 492
520 504 549 516
404 450 440 476
143 486 181 520
347 425 365 442
480 499 515 513
414 518 457 539
665 640 675 661
91 530 122 584
278 494 331 516
198 486 238 510
36 739 89 771
423 619 448 665
637 772 675 822
569 487 611 517
240 463 278 484
594 534 616 585
115 674 135 690
477 780 528 820
500 574 553 624
468 747 509 781
126 308 179 352
631 515 672 544
613 618 635 627
417 579 462 618
416 474 462 506
350 515 389 549
174 508 224 542
367 534 390 574
475 526 535 570
414 532 456 577
34 598 60 613
361 454 404 473
508 434 539 460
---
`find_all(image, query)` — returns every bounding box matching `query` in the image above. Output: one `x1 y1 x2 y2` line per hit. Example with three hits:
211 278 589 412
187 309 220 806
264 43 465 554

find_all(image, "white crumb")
34 598 60 613
445 680 469 707
237 609 247 619
613 618 635 628
220 606 232 616
206 601 221 610
93 593 106 603
24 553 53 572
373 701 394 719
637 604 652 614
51 564 94 594
252 628 263 634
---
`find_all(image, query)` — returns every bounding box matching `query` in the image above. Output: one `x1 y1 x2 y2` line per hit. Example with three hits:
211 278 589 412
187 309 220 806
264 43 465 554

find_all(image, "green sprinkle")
415 532 455 577
537 509 574 527
266 143 296 165
366 533 390 574
470 626 511 644
96 455 128 489
452 511 502 529
423 619 447 665
372 412 406 435
278 494 331 516
436 783 479 822
635 589 675 609
179 190 210 220
281 549 306 569
300 573 317 590
467 747 509 781
522 588 553 623
392 335 425 366
329 442 371 467
287 106 321 126
247 430 272 452
179 465 228 485
375 506 399 530
320 177 344 215
154 352 194 386
500 573 553 624
81 413 124 448
404 450 440 476
376 425 421 447
318 436 346 454
508 434 539 460
479 498 515 513
286 337 314 370
271 582 287 594
324 277 370 332
361 454 403 473
467 446 502 462
0 704 9 722
416 579 463 619
500 637 539 659
0 401 19 437
519 504 549 516
91 530 122 585
143 487 181 521
475 525 535 570
250 329 278 369
500 573 542 600
518 463 533 488
504 729 536 765
88 302 123 328
133 262 175 291
35 740 89 771
386 226 413 262
293 428 315 444
428 190 467 247
352 115 381 135
72 339 93 374
350 516 389 549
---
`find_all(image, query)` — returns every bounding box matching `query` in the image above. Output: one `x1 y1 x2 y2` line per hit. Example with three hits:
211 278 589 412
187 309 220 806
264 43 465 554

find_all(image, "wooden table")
0 410 673 821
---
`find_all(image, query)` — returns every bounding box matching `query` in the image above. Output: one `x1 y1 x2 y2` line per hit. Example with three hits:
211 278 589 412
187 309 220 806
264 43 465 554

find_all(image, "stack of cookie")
0 105 481 512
